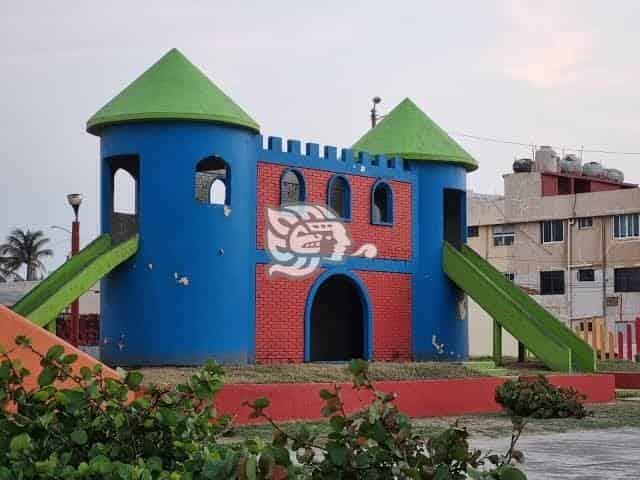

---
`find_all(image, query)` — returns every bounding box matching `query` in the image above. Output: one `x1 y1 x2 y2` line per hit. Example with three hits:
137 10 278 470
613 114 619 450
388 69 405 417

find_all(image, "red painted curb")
216 374 615 425
606 372 640 389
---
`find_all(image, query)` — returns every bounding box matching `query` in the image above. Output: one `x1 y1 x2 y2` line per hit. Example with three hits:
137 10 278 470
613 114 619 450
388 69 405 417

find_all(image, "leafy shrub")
495 375 589 419
0 337 527 479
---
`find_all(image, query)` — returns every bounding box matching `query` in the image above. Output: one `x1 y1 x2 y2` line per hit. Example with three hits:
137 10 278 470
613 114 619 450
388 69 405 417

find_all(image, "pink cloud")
496 1 605 89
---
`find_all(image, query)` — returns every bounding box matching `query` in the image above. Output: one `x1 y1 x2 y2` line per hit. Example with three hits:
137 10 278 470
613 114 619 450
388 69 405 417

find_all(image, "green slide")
12 234 139 329
443 242 596 373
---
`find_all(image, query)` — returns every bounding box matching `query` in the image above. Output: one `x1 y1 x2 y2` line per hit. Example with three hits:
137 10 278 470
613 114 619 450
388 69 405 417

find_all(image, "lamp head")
67 193 83 220
67 193 83 207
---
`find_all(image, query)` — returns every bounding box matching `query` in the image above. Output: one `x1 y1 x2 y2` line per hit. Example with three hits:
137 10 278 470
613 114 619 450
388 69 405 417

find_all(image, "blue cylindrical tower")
87 49 261 365
353 98 478 361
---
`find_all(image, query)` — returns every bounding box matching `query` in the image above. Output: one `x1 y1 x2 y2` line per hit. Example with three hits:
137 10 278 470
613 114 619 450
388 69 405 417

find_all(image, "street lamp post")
67 193 83 347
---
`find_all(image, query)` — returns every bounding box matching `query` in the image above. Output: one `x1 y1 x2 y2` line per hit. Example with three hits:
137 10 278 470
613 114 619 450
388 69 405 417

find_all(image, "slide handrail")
27 235 139 327
460 245 595 372
443 242 573 372
12 235 112 317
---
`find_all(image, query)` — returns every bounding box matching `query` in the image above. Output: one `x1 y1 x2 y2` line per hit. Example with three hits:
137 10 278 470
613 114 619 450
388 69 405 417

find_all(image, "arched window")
195 156 229 205
113 168 137 214
371 181 393 225
328 175 351 220
281 168 305 204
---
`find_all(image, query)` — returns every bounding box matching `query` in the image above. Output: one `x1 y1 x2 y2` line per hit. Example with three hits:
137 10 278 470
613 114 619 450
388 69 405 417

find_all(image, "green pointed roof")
87 49 259 134
352 98 477 171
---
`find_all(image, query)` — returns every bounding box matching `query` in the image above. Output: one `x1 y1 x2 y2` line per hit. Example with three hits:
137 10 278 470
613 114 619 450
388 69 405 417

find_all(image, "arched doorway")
309 274 365 361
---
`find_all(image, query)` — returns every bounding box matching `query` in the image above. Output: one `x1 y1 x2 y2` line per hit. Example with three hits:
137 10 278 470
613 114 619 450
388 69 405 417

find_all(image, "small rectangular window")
541 220 564 243
578 269 595 282
577 217 593 229
493 224 515 246
614 267 640 292
613 214 640 239
467 225 479 237
504 272 515 282
540 270 565 295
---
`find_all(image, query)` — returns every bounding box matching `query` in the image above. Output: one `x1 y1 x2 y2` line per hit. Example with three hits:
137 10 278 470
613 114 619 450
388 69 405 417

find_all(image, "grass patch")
616 389 640 399
228 401 640 443
135 359 563 386
598 359 640 372
136 362 485 385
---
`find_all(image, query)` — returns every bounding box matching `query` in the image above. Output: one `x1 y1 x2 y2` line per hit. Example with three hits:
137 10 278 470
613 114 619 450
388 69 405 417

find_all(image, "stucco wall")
467 171 640 356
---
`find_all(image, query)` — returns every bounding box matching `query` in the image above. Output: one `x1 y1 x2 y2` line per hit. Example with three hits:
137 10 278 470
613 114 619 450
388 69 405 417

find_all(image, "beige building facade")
467 158 640 357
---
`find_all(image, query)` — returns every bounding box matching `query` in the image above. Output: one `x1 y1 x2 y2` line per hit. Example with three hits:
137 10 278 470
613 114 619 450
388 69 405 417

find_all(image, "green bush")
495 375 589 419
0 337 527 479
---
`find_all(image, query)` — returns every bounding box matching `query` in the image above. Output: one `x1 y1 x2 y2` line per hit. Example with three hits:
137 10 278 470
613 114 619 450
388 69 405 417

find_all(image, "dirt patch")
135 361 486 385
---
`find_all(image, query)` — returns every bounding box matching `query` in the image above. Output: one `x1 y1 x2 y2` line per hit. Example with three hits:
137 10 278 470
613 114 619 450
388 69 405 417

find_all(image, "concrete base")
214 374 615 425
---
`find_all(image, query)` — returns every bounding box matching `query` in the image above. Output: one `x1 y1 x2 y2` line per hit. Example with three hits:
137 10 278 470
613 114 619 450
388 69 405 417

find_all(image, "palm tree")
0 229 53 281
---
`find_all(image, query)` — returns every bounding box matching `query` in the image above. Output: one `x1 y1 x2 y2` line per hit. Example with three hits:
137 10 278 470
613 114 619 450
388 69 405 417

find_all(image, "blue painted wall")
411 162 468 361
99 122 258 365
97 123 469 365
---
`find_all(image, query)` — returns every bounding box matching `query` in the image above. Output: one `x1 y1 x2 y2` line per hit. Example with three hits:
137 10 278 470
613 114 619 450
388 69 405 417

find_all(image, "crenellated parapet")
257 135 415 181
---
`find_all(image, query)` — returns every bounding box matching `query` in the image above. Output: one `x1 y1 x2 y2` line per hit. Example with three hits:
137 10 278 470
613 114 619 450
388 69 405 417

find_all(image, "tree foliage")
0 229 53 280
0 337 528 479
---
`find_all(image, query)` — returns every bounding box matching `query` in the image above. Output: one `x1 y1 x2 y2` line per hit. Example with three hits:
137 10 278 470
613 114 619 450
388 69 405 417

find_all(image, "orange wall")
0 306 118 391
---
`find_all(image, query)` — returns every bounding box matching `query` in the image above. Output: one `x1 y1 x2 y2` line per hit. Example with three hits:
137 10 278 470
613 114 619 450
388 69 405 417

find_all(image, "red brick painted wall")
256 162 412 260
255 264 321 363
255 265 412 364
358 271 412 361
57 314 100 346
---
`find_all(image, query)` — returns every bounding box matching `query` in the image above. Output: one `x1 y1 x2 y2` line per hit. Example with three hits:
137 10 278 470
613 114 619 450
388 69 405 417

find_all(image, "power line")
448 131 640 156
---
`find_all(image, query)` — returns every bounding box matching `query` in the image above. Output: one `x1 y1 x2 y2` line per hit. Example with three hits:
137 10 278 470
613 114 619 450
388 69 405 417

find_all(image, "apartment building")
467 147 640 357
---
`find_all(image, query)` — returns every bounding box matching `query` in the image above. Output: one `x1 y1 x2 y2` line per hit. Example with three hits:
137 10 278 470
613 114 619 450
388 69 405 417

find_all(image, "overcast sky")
2 1 640 271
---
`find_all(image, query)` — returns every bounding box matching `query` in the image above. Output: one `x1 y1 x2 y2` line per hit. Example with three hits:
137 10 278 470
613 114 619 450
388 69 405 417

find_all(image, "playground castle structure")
12 49 596 371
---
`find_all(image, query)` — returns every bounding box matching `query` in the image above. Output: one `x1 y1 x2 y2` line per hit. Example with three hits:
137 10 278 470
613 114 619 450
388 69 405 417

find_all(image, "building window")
371 181 393 225
328 176 351 220
504 272 515 282
578 269 595 282
467 226 479 237
540 270 565 295
280 169 305 204
614 214 640 239
614 267 640 292
577 217 593 229
493 224 515 246
195 156 230 205
541 220 564 243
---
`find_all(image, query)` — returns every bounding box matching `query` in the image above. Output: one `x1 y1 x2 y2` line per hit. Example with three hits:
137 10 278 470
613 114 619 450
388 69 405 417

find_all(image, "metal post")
70 219 80 346
493 319 502 366
518 342 526 363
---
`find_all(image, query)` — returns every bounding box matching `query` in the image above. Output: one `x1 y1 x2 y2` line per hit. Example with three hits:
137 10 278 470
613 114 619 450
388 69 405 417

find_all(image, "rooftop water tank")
582 161 604 178
605 168 624 183
559 154 582 175
534 146 559 173
512 158 533 173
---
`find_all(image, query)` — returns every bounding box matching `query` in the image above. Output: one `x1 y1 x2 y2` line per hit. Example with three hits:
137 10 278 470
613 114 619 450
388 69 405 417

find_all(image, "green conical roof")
353 98 477 171
87 49 259 134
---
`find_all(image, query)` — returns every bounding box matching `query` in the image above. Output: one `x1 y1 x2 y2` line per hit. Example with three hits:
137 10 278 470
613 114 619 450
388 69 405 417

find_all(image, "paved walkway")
475 428 640 479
